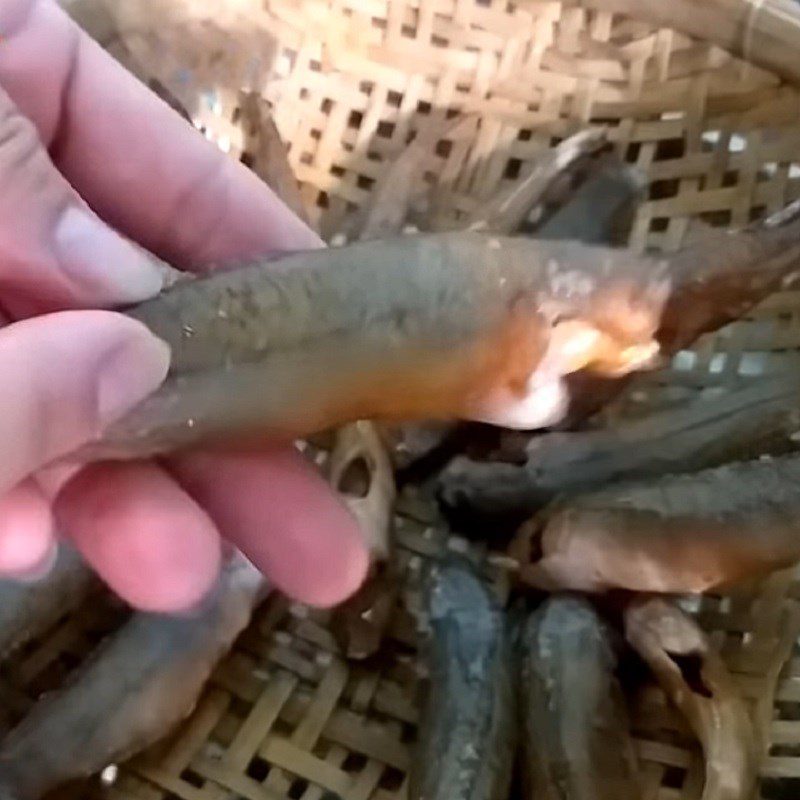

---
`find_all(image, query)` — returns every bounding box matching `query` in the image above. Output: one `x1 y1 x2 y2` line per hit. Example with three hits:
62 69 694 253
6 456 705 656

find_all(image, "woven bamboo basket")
21 2 800 799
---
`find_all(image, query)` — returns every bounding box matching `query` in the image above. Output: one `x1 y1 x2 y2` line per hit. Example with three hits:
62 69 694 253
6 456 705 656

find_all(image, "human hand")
0 0 368 611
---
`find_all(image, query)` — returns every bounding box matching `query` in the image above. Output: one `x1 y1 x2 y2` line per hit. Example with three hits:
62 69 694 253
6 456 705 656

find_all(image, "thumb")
0 310 169 495
0 83 168 317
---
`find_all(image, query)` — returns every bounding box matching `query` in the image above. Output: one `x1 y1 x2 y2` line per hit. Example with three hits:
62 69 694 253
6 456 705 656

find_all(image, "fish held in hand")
72 232 670 462
518 595 641 800
62 198 800 463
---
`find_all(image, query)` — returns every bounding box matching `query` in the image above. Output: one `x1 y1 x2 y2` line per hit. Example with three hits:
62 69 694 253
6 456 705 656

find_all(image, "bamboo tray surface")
33 2 800 799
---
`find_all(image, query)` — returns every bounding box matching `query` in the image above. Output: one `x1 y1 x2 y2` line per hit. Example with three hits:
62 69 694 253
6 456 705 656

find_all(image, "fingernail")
8 539 59 584
54 206 166 306
95 324 171 426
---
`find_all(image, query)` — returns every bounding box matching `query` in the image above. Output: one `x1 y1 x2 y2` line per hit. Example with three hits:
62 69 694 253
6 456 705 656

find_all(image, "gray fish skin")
568 450 800 518
71 231 671 462
514 453 800 594
518 595 641 800
0 553 267 800
0 544 95 660
409 557 516 800
536 158 646 245
437 374 800 518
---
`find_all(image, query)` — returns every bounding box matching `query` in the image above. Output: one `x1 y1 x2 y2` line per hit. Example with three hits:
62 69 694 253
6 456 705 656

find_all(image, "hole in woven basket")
662 765 685 789
699 209 732 228
762 777 800 799
672 350 697 372
708 353 726 374
738 352 766 376
387 89 403 108
620 143 639 164
380 766 406 791
649 217 669 233
770 744 800 758
417 100 432 115
504 158 523 180
321 98 334 114
330 165 345 178
377 121 396 139
348 110 364 130
179 769 204 789
666 651 713 698
654 138 685 161
649 179 679 200
400 721 417 744
342 752 368 772
357 175 376 191
288 778 309 799
402 24 415 38
722 170 739 187
310 59 322 72
246 756 271 781
776 700 800 721
517 128 532 142
436 138 453 159
317 191 330 209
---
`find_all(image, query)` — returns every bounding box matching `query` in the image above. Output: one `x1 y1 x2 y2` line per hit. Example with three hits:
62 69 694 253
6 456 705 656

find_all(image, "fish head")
463 266 670 430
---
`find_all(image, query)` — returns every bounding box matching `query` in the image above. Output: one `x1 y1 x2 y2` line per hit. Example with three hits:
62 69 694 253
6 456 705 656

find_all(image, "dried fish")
518 595 641 800
327 421 396 558
72 231 674 462
0 552 267 800
239 92 311 226
660 198 800 353
53 195 800 463
0 544 95 660
510 453 800 594
409 557 516 800
562 199 800 427
327 421 399 659
624 597 758 800
438 373 800 518
466 129 607 235
535 155 647 246
357 116 470 242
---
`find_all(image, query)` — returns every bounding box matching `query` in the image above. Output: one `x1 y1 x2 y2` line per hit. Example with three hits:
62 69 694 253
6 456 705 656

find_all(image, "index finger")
1 0 320 271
